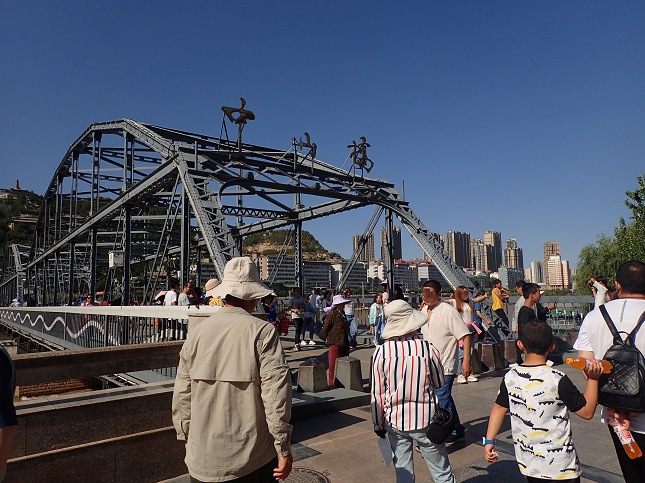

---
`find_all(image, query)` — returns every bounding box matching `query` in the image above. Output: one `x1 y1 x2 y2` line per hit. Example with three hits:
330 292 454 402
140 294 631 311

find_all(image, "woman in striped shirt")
371 300 456 483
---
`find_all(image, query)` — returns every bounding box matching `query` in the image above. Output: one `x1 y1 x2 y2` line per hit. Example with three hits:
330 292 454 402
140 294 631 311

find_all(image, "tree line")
574 173 645 294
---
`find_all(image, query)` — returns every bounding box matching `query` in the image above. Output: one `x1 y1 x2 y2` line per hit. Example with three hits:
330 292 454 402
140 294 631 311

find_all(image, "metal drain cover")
285 468 330 483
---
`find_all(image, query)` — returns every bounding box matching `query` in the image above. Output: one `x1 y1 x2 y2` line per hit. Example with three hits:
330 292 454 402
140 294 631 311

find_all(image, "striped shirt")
371 335 445 432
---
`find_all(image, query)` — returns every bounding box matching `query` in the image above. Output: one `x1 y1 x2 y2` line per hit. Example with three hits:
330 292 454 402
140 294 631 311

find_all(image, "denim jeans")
346 314 357 345
386 424 455 483
434 374 465 437
456 347 464 376
300 317 314 340
374 315 384 345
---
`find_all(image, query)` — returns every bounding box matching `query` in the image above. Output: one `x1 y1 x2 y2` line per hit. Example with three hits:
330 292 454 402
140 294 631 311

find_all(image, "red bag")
277 314 290 336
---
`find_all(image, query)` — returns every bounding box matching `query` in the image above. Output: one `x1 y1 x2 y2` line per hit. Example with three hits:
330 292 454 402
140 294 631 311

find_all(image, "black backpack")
598 305 645 413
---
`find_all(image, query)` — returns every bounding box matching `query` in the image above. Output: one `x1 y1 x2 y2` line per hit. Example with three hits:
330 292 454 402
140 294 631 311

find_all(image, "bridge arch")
1 118 472 306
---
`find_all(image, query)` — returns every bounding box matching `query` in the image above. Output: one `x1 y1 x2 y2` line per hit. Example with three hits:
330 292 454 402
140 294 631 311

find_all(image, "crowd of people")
2 257 645 483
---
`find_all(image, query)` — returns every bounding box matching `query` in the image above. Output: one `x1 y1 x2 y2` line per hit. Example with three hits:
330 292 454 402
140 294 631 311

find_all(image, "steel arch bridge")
0 116 474 306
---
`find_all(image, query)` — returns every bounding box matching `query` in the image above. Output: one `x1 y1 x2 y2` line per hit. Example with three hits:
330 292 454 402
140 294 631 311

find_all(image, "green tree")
574 235 621 294
615 174 645 262
575 172 645 293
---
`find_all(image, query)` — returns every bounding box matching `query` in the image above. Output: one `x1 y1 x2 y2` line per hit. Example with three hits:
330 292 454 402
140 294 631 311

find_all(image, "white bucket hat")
381 299 428 339
209 257 273 301
204 278 221 297
330 294 352 310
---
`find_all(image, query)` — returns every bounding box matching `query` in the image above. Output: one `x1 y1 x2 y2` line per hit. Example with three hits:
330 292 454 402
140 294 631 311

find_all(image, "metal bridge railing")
0 305 223 350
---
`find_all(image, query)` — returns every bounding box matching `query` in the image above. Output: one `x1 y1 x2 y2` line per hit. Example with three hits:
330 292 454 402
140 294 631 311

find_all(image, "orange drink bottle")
610 419 643 459
565 357 612 373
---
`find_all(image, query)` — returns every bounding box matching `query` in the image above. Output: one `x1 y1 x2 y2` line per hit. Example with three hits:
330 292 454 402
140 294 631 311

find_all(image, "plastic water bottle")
565 357 612 373
610 419 643 459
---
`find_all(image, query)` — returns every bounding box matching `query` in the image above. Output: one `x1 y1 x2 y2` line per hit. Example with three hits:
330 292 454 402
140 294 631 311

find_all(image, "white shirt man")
420 280 471 442
574 261 645 482
164 280 179 306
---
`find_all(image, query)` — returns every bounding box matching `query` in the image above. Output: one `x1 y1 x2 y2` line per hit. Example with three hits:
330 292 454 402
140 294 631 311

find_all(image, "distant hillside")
0 191 42 254
243 229 340 260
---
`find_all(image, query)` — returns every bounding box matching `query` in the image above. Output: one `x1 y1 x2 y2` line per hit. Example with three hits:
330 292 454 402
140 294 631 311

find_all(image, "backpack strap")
628 310 645 341
600 305 645 346
599 305 622 345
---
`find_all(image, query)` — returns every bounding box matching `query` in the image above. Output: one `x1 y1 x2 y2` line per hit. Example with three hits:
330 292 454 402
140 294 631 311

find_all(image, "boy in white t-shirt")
484 321 602 483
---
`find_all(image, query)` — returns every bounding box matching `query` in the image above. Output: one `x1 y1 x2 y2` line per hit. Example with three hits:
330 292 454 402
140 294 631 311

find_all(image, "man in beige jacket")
172 257 293 482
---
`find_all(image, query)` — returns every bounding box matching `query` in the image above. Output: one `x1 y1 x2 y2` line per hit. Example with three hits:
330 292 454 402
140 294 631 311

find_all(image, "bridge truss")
0 117 474 306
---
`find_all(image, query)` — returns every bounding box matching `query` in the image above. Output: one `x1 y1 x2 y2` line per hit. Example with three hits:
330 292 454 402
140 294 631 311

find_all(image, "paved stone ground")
162 329 626 483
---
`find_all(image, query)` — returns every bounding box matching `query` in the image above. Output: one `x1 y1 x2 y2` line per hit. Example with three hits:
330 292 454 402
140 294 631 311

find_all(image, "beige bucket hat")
210 257 273 301
381 299 428 339
204 278 221 297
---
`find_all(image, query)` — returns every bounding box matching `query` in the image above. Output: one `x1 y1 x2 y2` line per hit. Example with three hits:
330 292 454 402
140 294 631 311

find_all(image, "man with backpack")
574 260 645 482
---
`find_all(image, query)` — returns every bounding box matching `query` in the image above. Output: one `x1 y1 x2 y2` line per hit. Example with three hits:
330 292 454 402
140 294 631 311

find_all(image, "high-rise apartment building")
443 231 470 267
524 268 532 282
470 238 486 270
503 237 524 271
484 231 502 272
547 254 571 289
544 241 560 286
380 226 402 261
531 260 544 284
353 233 375 261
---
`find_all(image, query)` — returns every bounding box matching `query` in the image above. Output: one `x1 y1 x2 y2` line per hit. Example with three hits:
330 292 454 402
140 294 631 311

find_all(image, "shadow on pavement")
293 409 369 442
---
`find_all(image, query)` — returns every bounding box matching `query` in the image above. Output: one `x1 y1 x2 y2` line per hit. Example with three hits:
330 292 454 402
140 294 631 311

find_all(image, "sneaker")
467 374 478 382
456 374 468 384
294 344 301 351
308 340 316 345
445 434 466 445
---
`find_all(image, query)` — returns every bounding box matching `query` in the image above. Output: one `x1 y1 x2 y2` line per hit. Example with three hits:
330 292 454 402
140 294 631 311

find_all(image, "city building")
503 237 524 271
379 226 402 261
352 233 375 261
303 260 332 288
254 256 296 283
443 231 470 267
531 260 544 284
470 238 486 270
547 254 571 289
251 256 332 288
416 261 449 288
543 241 560 286
369 259 422 290
484 231 502 272
393 261 418 291
331 261 368 290
498 267 525 290
524 268 532 282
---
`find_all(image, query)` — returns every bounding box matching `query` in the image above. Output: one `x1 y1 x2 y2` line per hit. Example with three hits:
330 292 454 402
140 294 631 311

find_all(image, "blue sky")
2 1 644 268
